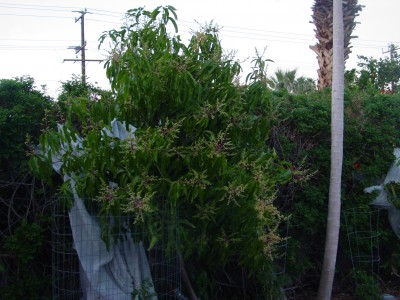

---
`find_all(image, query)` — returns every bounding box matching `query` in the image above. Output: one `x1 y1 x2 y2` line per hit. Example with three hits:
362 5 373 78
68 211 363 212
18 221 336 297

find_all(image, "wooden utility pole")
64 9 102 84
77 9 86 82
382 44 398 61
382 44 399 91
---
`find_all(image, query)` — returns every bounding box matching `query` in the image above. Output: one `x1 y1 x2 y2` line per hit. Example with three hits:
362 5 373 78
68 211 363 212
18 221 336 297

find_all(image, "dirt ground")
284 280 400 299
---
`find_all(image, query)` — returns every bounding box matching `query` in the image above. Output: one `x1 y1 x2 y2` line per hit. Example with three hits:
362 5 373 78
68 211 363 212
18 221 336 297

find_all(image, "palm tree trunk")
317 0 344 299
310 0 362 90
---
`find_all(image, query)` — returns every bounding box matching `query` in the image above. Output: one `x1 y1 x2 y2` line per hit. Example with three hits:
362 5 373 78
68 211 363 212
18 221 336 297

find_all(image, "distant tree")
0 76 52 172
57 75 112 102
55 76 115 127
295 76 317 94
0 75 54 230
267 68 315 94
357 44 400 93
267 69 297 92
310 0 363 90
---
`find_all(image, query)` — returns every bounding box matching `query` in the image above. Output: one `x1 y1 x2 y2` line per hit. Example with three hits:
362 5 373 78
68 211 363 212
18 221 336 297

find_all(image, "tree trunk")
317 0 344 299
310 0 362 90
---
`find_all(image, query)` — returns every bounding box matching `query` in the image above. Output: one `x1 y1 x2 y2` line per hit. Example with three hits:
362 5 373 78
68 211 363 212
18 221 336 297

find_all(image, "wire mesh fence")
344 207 381 290
52 196 181 299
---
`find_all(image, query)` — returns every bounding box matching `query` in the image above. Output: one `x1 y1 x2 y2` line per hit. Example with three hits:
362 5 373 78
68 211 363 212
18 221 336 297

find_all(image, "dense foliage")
0 77 53 299
0 76 113 299
0 76 52 171
270 86 400 296
349 44 400 93
2 6 399 299
31 6 292 299
267 69 316 94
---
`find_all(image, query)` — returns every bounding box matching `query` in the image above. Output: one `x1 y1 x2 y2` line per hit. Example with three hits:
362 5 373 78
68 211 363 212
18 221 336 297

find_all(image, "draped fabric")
366 148 400 239
51 119 157 299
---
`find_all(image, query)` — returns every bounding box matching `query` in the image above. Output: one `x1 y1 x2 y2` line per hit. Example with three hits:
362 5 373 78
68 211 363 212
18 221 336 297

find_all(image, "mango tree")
31 6 291 299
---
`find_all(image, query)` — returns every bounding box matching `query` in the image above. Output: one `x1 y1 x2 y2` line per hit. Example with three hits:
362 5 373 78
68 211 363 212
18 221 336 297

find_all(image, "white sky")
0 0 399 98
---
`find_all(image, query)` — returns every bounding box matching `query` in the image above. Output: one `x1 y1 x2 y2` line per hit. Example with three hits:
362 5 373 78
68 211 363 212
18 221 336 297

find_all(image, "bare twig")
178 251 198 300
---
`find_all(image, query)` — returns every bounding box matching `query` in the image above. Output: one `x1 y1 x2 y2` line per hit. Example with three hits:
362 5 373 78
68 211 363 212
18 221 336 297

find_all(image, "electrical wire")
1 38 82 42
0 2 398 48
0 1 397 87
0 2 81 11
0 2 394 44
0 4 73 12
0 13 72 18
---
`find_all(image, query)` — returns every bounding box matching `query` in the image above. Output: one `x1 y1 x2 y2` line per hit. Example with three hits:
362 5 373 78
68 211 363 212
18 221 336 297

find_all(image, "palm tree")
294 76 317 94
267 69 297 92
310 0 363 90
317 0 344 299
267 68 316 94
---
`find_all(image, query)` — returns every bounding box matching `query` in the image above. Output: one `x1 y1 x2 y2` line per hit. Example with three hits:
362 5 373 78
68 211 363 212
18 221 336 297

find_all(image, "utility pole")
382 43 399 91
382 44 399 61
77 9 86 82
64 9 102 84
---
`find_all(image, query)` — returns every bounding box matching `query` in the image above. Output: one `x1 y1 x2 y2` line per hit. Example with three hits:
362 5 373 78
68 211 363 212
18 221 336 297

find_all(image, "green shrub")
0 219 50 299
0 76 52 171
353 270 381 300
31 6 290 298
270 89 400 288
0 77 54 299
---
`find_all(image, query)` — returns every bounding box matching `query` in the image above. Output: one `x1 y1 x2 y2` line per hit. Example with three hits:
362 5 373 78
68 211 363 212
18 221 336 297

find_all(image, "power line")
0 3 398 48
0 2 124 15
86 18 121 25
0 37 388 50
0 2 81 11
0 45 98 50
0 4 72 12
0 48 68 51
1 2 398 76
0 27 393 52
0 2 389 43
0 45 69 49
1 38 80 42
0 13 71 18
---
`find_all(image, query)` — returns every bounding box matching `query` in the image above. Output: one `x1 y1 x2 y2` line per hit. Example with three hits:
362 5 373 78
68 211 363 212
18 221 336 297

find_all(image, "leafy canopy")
354 44 400 93
0 76 52 171
32 6 290 298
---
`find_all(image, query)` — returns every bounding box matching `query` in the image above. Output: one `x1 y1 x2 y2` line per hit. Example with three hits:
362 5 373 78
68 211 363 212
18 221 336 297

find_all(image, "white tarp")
365 148 400 239
51 119 156 299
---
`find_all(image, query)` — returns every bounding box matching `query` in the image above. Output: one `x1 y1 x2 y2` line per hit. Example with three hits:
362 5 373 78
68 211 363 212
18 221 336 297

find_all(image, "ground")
284 279 400 299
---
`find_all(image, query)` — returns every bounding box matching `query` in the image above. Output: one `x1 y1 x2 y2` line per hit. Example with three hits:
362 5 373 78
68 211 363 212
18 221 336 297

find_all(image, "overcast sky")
1 0 399 98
